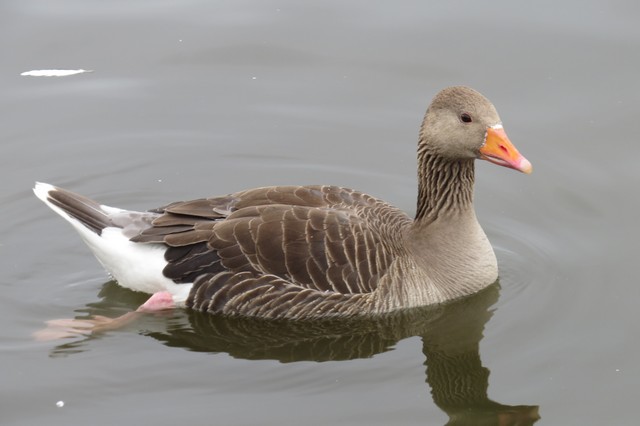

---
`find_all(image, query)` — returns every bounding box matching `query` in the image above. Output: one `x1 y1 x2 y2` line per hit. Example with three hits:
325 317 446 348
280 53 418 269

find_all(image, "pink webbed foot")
33 291 176 341
32 313 139 341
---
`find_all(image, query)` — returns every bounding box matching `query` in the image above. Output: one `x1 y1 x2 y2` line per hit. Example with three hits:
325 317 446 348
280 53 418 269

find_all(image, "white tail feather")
34 182 192 303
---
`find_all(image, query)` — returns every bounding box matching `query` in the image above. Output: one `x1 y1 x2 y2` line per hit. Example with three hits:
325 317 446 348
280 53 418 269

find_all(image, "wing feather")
132 185 411 316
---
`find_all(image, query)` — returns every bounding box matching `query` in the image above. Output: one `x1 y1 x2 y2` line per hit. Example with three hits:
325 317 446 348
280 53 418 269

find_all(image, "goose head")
419 86 532 174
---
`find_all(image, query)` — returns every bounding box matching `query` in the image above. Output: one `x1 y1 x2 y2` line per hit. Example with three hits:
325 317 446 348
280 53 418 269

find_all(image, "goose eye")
460 113 472 123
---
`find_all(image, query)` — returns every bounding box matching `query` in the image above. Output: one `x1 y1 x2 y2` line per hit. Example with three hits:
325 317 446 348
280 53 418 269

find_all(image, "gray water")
2 1 639 425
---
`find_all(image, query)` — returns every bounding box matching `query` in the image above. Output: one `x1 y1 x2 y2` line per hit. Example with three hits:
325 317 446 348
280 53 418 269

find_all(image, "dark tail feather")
34 183 113 235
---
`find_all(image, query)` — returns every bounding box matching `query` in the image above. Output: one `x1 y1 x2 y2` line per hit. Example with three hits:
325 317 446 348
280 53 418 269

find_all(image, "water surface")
2 1 639 425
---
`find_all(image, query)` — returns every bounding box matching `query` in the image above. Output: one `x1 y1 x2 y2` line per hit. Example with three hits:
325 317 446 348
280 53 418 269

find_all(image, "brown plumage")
131 186 410 317
34 86 532 320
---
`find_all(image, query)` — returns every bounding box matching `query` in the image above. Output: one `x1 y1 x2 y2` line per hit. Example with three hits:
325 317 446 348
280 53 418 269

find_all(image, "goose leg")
33 291 176 341
137 291 175 312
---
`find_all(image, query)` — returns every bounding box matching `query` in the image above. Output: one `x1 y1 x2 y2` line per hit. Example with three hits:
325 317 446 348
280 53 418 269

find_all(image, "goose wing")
132 185 410 299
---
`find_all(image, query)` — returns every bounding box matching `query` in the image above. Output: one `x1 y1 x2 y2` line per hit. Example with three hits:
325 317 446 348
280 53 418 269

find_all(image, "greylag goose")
34 86 531 320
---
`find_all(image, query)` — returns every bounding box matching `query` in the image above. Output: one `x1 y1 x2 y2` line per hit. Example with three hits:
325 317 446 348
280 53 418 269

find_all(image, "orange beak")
479 126 532 174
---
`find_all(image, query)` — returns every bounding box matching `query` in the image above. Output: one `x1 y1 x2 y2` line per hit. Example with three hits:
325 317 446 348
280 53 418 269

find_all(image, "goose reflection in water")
42 282 539 425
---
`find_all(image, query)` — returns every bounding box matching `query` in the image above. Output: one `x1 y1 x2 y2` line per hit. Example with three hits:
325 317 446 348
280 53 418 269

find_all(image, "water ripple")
486 217 560 309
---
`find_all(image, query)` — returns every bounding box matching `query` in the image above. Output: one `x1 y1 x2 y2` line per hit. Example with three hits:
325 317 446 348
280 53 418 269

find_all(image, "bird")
34 86 531 321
